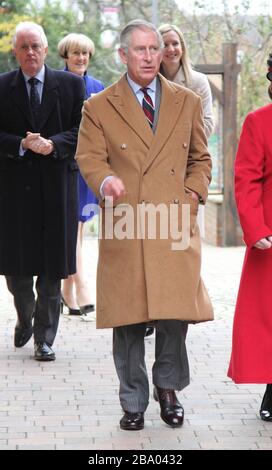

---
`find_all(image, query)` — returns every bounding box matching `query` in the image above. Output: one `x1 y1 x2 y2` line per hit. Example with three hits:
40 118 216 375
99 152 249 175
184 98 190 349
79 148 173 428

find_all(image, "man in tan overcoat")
76 19 213 431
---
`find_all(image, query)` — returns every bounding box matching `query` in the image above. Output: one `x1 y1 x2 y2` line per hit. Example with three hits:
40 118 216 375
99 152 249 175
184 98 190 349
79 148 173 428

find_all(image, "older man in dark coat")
0 21 85 360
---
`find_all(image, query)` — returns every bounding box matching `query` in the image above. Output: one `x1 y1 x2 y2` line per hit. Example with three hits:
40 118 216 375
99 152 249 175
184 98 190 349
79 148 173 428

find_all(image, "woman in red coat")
228 55 272 421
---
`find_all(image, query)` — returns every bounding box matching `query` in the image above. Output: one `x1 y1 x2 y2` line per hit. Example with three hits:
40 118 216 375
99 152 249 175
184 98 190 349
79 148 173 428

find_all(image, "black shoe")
14 325 33 348
34 342 55 361
120 411 144 431
79 304 95 315
61 295 82 316
145 327 154 337
154 386 184 427
260 384 272 421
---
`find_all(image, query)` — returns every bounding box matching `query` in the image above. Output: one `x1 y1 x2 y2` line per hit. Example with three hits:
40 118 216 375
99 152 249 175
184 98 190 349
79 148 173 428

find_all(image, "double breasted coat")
0 65 85 278
228 104 272 383
76 74 214 328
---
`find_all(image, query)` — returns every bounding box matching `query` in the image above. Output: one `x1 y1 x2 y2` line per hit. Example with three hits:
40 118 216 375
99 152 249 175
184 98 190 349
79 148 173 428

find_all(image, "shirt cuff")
19 140 26 157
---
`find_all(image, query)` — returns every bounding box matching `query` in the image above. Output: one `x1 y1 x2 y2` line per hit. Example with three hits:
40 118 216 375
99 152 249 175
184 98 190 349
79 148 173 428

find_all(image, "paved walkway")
0 238 271 450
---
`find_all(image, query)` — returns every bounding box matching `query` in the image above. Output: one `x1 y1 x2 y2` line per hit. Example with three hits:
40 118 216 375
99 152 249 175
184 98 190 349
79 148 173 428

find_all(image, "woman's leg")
61 275 78 309
74 222 94 308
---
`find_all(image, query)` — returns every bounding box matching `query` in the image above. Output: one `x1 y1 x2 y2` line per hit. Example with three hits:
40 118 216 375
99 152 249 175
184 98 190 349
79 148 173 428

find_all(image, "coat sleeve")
75 98 116 197
49 76 85 160
197 74 214 139
235 112 272 247
184 96 212 203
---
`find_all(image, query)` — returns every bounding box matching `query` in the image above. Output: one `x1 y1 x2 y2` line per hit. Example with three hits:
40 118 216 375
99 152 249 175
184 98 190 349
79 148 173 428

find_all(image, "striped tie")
140 87 154 128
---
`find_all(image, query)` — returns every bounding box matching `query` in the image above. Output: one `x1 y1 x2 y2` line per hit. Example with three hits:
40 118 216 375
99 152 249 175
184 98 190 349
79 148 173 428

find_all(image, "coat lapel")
142 74 187 173
10 69 34 129
107 75 153 148
38 65 59 131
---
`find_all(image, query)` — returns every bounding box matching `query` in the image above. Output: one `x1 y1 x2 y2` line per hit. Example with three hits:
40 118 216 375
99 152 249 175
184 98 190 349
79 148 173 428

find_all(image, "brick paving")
0 237 271 450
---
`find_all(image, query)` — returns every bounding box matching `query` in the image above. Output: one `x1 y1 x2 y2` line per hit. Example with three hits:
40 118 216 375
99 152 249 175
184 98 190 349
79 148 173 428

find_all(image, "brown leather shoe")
154 386 184 427
120 411 144 431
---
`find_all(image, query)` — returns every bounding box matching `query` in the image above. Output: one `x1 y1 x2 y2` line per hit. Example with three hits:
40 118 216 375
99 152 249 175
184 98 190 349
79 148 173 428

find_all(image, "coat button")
170 169 175 175
183 142 188 148
121 143 127 149
174 198 179 204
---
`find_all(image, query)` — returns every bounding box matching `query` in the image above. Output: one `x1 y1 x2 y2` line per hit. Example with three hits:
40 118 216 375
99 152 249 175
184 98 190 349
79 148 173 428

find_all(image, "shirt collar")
126 74 157 94
22 65 45 84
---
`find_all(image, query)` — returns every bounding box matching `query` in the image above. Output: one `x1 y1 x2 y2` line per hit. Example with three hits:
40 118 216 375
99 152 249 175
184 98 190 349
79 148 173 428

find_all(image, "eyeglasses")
19 44 43 52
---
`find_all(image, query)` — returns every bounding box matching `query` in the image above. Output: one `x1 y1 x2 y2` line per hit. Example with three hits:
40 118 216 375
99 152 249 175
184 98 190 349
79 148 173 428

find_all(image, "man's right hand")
254 236 272 250
102 176 126 203
22 132 40 150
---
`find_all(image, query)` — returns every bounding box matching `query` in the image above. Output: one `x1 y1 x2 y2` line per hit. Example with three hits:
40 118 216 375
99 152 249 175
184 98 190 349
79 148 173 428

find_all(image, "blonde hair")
58 33 95 58
158 24 192 86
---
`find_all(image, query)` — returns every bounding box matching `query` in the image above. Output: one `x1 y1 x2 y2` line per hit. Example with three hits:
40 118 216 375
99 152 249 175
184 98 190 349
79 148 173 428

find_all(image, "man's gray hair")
12 22 48 48
120 19 164 51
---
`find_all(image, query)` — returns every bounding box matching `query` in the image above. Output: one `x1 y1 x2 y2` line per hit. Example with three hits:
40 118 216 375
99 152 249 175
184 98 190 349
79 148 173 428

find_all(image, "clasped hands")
22 132 54 155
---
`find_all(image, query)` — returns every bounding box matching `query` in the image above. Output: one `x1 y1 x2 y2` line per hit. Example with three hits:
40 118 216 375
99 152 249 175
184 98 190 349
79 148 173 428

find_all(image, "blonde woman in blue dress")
58 33 104 316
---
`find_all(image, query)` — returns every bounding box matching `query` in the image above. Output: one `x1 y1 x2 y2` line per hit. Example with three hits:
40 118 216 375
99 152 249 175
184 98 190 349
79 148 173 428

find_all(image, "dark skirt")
78 172 98 222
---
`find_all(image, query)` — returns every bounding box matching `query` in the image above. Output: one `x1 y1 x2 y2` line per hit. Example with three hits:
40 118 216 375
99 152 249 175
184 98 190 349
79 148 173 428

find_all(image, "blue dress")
79 73 104 222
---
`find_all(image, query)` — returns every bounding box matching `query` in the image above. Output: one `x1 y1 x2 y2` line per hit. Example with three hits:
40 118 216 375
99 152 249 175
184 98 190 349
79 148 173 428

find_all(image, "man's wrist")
48 139 58 158
47 139 54 151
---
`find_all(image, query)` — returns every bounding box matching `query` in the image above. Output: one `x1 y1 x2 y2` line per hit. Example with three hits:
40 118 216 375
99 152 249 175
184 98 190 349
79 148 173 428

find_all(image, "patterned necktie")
28 77 40 126
140 87 154 128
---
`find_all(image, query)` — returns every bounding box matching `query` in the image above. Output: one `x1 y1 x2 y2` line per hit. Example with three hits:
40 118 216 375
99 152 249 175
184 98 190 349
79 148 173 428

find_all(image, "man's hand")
22 132 40 150
102 176 126 203
188 190 199 201
22 132 54 155
30 136 54 155
185 188 199 201
254 236 272 250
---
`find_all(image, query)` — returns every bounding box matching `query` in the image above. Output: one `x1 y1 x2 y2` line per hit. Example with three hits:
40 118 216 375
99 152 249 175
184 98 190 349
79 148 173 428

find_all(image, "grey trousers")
113 320 189 413
6 275 61 346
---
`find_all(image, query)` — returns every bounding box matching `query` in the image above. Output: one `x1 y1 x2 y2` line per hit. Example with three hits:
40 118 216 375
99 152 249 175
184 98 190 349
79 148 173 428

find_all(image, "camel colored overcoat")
76 74 213 328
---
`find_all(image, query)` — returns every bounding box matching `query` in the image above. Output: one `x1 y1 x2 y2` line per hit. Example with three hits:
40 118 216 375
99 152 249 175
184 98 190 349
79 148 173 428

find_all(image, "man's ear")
118 47 128 65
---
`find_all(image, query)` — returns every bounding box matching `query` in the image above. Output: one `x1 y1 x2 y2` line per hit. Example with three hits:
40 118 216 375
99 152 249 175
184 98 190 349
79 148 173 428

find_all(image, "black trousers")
6 275 61 346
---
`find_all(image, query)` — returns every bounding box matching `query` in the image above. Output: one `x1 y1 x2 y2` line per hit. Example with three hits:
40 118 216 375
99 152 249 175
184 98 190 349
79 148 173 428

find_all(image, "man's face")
13 29 48 77
119 28 162 87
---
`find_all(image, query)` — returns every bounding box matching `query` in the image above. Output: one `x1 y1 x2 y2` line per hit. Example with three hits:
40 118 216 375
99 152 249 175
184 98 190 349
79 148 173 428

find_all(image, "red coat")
228 103 272 383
